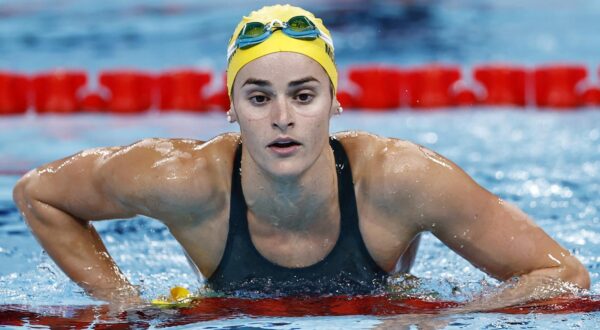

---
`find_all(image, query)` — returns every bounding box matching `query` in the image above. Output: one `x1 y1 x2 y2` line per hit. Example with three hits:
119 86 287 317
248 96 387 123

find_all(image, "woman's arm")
412 146 589 308
13 185 140 303
12 138 214 304
377 141 589 309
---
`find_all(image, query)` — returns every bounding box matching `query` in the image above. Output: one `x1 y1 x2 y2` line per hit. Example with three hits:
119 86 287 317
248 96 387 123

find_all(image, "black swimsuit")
207 138 387 296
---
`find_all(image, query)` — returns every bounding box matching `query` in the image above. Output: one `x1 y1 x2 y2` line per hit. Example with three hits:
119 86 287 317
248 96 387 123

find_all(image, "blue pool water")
1 110 599 328
1 0 600 328
1 0 600 72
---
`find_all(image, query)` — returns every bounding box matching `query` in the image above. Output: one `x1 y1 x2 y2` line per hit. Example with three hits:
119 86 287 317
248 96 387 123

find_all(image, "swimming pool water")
2 0 600 72
1 0 600 328
0 110 599 328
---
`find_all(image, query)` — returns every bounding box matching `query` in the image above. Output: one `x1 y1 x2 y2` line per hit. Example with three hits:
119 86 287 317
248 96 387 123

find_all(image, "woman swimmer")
13 5 589 308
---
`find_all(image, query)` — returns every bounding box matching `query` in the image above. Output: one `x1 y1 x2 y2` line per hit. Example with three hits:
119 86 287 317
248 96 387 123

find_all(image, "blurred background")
1 0 599 74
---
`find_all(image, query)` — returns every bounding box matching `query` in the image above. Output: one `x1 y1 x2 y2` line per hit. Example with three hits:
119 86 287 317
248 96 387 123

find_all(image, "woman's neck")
240 144 338 231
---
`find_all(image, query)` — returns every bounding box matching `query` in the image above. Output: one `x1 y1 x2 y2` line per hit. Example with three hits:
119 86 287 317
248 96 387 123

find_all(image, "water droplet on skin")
547 253 561 265
418 146 453 170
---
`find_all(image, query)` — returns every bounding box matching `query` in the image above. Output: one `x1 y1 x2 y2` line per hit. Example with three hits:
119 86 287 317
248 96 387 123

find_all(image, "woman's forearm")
14 184 140 303
460 259 589 312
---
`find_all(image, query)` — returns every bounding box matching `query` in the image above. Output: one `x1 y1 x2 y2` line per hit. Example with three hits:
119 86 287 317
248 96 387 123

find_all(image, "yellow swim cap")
226 4 337 97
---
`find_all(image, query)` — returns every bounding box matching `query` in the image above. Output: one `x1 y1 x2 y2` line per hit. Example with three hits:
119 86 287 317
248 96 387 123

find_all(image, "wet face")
231 52 337 179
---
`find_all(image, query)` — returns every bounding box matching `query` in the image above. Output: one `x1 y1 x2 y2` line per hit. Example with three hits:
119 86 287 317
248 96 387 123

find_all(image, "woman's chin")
263 160 309 180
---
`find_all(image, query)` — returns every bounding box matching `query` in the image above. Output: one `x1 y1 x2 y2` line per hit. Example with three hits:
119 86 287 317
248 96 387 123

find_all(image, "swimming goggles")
227 15 334 61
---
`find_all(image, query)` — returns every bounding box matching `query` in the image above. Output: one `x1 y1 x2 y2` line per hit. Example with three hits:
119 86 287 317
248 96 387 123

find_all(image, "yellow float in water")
151 286 194 307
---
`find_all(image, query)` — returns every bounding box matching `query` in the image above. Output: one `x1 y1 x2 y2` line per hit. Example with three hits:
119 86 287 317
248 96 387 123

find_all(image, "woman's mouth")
268 139 302 156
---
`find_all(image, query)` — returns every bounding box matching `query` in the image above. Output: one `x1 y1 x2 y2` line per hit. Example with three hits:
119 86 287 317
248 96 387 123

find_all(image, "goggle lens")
241 22 266 38
287 16 314 32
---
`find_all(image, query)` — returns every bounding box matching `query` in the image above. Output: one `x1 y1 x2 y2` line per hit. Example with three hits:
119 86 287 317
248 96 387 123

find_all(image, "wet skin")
13 52 589 306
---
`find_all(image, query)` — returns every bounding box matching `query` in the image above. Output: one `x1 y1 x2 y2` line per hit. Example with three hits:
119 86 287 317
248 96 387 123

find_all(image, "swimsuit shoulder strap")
209 142 244 279
329 137 386 273
229 142 245 234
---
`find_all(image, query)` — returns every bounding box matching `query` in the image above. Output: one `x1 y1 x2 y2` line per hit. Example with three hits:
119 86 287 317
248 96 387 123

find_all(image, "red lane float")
451 80 479 106
79 92 107 112
0 71 29 115
206 90 230 111
1 63 599 116
452 87 478 106
581 66 600 106
474 65 527 106
99 70 155 113
348 66 404 110
1 295 599 328
581 87 600 106
534 65 587 109
158 69 211 112
204 73 230 111
336 90 357 109
33 70 87 113
407 65 461 109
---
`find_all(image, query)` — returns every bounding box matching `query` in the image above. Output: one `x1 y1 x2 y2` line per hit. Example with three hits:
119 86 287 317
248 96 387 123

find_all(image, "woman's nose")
271 98 295 130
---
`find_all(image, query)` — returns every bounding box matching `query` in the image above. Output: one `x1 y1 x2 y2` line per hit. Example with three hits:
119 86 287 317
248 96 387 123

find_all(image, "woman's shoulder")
133 133 240 212
191 132 241 157
333 131 422 167
333 131 439 189
186 132 241 187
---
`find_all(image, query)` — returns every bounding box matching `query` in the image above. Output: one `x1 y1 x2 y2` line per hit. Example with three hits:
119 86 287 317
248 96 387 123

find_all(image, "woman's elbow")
563 256 590 290
13 172 33 208
572 263 590 290
13 170 51 224
13 170 40 205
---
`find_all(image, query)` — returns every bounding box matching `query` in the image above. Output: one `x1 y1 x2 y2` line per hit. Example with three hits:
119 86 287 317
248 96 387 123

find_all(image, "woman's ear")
330 98 343 118
227 102 238 123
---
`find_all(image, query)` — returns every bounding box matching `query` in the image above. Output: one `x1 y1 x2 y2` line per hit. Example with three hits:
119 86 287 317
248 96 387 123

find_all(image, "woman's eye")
250 95 268 104
296 93 314 102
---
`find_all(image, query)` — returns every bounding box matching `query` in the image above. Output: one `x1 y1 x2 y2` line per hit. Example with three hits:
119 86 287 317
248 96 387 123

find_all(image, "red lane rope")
1 295 599 327
1 63 599 115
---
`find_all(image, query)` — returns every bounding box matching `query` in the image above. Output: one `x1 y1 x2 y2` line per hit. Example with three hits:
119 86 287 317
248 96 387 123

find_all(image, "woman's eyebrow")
288 76 320 88
242 78 271 88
